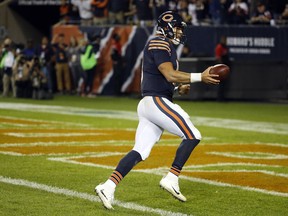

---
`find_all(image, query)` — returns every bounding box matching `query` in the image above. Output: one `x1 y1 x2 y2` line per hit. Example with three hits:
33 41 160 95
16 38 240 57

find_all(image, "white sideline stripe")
0 176 189 216
207 151 288 159
1 102 287 134
0 116 90 127
0 140 135 147
1 141 286 148
5 132 105 138
193 116 288 135
185 162 284 169
185 170 288 178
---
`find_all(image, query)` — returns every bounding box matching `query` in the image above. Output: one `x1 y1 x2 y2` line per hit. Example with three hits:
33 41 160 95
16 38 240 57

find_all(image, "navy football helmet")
157 11 187 45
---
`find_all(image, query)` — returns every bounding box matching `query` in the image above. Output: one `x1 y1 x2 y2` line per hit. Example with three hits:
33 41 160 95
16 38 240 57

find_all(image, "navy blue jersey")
141 36 178 101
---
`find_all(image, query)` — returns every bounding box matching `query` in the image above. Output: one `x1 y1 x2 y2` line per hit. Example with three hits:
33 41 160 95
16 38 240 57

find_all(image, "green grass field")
0 96 287 216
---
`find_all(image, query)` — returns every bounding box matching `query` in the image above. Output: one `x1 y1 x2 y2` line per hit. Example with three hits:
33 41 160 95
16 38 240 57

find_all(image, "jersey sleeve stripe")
150 40 170 46
148 46 171 52
149 43 171 52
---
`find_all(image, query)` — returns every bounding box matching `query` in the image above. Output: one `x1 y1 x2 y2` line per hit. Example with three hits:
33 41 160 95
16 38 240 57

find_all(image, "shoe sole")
95 187 114 210
160 183 187 202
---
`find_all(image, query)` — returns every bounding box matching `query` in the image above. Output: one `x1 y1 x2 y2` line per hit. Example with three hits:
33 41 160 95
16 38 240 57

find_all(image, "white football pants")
133 96 202 160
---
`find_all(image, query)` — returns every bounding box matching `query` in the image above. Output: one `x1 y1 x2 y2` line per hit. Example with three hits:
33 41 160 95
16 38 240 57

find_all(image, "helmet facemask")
170 23 187 45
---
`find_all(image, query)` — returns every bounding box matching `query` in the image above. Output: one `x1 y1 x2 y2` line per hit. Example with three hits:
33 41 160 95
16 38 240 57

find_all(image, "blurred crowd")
0 32 106 98
1 0 288 99
60 0 288 26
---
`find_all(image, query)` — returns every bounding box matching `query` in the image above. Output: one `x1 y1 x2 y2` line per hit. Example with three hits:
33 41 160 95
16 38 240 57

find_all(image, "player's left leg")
151 97 201 201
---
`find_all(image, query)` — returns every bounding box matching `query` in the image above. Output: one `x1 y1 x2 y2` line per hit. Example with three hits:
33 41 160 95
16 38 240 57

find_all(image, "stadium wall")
51 25 288 101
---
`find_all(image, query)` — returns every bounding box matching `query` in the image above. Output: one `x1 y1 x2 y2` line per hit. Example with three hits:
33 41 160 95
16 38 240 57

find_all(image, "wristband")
190 73 202 83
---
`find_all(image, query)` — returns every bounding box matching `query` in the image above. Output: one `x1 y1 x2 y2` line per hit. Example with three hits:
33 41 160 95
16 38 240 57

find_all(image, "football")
209 64 230 81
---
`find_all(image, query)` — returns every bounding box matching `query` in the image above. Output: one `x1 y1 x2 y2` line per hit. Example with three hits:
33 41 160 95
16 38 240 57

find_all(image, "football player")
95 11 219 209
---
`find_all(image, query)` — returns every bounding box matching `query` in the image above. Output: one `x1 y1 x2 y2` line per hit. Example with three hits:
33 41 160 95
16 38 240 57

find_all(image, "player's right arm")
158 62 220 85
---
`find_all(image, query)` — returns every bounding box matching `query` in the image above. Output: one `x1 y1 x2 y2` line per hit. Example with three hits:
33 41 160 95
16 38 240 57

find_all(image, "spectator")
267 0 287 20
250 2 272 25
13 55 32 98
152 0 169 20
188 0 199 25
108 0 129 24
91 0 109 25
22 38 35 60
71 0 93 26
67 36 83 93
35 36 54 93
209 0 222 25
30 60 50 99
131 0 154 27
195 0 211 25
52 34 71 94
178 0 192 24
59 0 80 24
80 35 100 97
0 38 15 97
59 0 71 24
228 0 249 24
279 3 288 23
219 0 232 24
167 0 177 11
215 35 231 101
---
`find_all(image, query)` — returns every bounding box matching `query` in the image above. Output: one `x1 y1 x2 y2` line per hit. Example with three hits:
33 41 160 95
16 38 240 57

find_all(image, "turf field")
0 96 287 216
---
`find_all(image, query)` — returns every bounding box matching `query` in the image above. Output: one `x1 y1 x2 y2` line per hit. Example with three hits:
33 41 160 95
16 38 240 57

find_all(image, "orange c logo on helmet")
162 14 174 22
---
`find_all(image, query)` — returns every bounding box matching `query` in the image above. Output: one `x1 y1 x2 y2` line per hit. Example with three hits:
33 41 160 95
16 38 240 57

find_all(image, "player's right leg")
95 97 163 209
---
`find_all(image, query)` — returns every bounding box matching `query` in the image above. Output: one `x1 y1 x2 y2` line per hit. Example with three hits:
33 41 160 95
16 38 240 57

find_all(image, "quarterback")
95 11 219 209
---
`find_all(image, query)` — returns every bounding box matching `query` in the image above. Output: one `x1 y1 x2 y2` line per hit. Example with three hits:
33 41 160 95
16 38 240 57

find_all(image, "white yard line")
0 176 188 216
207 151 288 159
184 162 285 169
184 169 288 178
0 140 134 147
46 155 288 198
0 102 287 134
5 132 105 137
138 169 288 198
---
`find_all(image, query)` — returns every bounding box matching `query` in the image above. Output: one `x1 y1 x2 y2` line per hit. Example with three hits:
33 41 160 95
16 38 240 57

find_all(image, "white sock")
105 179 117 189
167 172 178 181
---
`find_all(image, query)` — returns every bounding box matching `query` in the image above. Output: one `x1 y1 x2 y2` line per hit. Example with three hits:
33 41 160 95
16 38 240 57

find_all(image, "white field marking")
137 169 288 198
48 156 116 170
200 142 288 148
207 151 288 159
5 132 105 138
45 154 288 198
0 151 24 156
0 115 90 127
0 140 135 147
0 151 125 157
0 123 31 127
1 102 288 134
184 170 288 178
0 176 189 216
193 116 288 135
48 152 126 169
0 103 138 120
184 162 284 169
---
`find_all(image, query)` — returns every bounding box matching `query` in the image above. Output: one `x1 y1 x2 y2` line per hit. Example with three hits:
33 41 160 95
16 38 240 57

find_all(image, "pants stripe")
153 97 194 139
